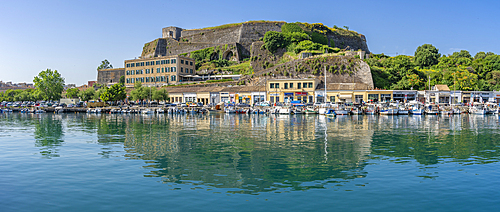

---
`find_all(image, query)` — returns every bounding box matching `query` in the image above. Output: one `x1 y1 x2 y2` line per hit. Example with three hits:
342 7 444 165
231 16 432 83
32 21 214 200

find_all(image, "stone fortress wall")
97 68 125 85
141 21 369 61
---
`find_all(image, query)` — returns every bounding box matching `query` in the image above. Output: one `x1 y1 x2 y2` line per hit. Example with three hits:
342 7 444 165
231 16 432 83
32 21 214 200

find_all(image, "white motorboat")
408 101 424 115
332 103 349 115
469 102 486 115
425 104 440 115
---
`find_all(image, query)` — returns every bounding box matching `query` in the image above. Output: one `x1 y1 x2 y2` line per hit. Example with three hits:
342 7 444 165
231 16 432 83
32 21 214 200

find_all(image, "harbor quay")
3 82 499 116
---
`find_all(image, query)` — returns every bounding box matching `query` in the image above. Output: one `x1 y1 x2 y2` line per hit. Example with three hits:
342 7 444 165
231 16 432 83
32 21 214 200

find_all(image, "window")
141 70 144 74
284 83 288 89
157 68 160 73
126 63 130 68
190 69 193 74
381 94 391 101
145 69 149 74
140 62 144 66
270 83 274 89
146 62 149 66
355 95 364 103
173 67 176 72
181 60 184 64
166 59 170 64
131 63 135 67
308 83 313 88
330 96 335 102
290 83 293 89
135 63 140 67
156 60 160 65
276 97 280 102
172 59 176 64
368 94 379 101
171 75 176 81
276 83 279 88
161 68 163 73
126 70 129 75
298 83 301 89
190 61 193 66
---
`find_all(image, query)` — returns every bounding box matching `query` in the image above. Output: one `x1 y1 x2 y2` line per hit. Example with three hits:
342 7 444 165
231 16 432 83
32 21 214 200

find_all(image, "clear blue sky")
1 0 499 85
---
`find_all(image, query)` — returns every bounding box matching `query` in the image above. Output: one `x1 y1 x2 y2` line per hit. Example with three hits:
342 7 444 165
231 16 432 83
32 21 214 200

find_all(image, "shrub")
310 32 328 45
294 40 323 54
281 23 305 34
263 31 288 53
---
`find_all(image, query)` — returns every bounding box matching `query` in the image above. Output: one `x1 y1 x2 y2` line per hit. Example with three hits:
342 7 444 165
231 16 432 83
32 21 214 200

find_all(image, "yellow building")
318 83 392 103
124 55 195 87
267 78 319 103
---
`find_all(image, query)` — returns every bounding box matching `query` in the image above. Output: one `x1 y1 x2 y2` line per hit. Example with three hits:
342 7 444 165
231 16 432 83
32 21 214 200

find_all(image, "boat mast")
324 66 326 103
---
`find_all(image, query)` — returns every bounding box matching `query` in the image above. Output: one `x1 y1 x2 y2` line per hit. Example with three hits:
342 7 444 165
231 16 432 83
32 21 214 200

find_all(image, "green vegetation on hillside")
367 44 500 91
219 61 253 75
263 23 341 55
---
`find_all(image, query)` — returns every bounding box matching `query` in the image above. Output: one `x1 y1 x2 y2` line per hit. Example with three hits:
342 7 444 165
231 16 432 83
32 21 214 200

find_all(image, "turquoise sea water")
1 113 499 211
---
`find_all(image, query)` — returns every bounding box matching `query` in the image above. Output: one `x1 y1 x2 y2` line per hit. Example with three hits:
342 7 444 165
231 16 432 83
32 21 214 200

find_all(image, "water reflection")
109 114 369 194
32 114 64 158
3 113 500 193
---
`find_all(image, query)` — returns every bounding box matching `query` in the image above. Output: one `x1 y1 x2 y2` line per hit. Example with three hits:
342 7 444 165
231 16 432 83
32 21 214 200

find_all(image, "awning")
339 95 352 99
295 92 307 96
284 93 294 96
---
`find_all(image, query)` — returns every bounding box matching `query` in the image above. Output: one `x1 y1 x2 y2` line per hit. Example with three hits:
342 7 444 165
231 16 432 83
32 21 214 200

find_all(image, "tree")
152 88 169 102
33 69 65 101
94 87 106 100
107 83 127 102
130 81 148 101
78 87 95 102
65 88 80 98
97 59 113 70
414 44 440 68
263 31 288 53
14 89 39 102
119 75 125 84
451 50 472 59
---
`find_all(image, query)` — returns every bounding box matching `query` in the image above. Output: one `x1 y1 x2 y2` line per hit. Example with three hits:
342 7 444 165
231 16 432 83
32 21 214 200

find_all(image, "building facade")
124 55 195 87
267 78 319 103
97 68 125 86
